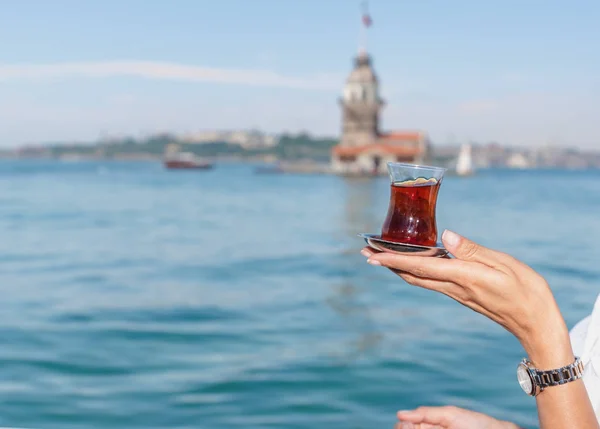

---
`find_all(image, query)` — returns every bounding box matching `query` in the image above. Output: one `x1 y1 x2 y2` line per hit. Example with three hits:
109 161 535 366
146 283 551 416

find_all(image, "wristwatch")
517 357 584 397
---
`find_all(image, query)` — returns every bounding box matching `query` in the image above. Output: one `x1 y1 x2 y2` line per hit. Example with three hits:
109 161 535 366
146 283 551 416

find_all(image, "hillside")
41 133 338 162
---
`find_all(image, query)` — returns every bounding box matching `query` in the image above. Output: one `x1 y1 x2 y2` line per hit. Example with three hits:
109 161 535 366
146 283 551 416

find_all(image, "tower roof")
355 50 371 66
346 51 378 84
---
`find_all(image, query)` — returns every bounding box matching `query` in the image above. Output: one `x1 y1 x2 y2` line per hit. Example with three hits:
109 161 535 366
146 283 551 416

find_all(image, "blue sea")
0 160 599 429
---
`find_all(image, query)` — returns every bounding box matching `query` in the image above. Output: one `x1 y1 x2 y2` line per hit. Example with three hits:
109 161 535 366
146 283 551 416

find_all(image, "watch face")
517 363 533 395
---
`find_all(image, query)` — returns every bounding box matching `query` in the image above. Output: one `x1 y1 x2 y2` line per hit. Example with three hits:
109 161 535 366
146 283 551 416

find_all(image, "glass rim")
387 162 447 173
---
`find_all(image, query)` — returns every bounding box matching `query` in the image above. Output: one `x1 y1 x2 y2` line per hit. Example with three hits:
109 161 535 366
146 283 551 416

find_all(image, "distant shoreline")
1 156 600 173
1 131 599 170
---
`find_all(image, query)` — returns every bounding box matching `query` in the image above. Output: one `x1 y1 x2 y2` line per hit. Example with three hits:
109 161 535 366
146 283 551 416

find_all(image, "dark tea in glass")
381 163 445 247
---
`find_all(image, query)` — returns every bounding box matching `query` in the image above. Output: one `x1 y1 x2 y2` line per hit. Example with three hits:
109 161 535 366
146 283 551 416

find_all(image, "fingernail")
442 229 460 247
367 258 381 266
360 249 372 257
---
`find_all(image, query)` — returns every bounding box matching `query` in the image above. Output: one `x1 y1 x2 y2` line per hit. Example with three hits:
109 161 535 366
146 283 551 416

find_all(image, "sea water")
0 160 599 429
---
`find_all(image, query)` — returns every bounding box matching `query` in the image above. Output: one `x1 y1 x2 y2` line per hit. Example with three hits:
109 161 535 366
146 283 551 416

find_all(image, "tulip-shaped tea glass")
359 162 447 257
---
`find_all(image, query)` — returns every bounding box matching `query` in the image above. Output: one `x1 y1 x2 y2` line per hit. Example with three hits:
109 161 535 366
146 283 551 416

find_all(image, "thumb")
441 230 501 266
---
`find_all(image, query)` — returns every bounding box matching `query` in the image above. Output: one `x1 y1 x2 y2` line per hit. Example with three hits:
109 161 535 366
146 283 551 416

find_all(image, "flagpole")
359 1 370 54
359 18 365 54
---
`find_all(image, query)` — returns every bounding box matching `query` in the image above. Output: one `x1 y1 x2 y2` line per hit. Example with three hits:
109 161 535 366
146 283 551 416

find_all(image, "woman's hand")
362 230 572 368
394 406 520 429
372 230 599 428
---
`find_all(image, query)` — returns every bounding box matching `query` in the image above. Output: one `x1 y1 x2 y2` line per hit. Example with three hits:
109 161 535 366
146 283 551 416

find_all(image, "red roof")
332 143 421 157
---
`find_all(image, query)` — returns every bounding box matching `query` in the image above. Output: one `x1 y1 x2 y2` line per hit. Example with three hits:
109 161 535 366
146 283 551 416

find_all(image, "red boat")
164 152 213 170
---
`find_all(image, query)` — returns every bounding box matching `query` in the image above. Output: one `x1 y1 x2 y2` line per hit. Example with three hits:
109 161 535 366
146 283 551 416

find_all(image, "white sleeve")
570 293 600 422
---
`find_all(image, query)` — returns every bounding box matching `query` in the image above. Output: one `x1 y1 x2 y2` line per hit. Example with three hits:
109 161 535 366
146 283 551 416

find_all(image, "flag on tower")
361 1 372 27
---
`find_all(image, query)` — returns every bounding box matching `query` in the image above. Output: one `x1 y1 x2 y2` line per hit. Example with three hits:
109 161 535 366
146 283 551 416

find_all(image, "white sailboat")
455 143 475 176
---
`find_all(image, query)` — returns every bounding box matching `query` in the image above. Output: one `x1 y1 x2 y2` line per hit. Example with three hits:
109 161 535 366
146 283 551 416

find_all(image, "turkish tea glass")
381 163 446 246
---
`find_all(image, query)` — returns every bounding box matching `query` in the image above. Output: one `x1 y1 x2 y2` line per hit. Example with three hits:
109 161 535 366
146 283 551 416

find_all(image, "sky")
0 0 599 149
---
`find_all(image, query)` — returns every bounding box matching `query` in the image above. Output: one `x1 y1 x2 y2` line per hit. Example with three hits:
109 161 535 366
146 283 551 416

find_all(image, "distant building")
180 129 278 149
506 153 531 169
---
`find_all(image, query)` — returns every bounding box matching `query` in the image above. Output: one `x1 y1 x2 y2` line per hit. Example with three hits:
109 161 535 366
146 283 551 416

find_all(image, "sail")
456 144 474 176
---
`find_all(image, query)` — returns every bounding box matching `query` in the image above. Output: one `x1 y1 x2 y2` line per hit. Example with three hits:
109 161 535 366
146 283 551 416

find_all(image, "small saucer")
358 233 448 257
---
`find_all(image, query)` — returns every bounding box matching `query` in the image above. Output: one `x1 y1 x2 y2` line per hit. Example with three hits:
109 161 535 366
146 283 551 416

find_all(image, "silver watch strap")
531 357 584 391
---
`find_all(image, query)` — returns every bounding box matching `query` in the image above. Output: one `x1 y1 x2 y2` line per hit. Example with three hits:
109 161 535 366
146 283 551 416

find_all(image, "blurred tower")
340 51 384 147
340 2 382 147
330 3 429 175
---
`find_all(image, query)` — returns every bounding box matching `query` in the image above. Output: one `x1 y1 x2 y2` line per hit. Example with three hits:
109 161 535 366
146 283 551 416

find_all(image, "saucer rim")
357 233 446 251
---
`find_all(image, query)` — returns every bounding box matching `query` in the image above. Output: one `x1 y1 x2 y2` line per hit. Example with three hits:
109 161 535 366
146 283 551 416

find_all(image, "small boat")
455 143 475 176
164 152 213 170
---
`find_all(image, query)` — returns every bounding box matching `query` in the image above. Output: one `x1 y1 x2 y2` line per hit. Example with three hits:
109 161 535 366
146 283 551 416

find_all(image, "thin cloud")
0 60 340 90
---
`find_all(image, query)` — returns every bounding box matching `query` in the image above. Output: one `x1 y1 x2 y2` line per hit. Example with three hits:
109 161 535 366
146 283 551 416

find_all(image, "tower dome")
342 52 381 104
346 51 378 83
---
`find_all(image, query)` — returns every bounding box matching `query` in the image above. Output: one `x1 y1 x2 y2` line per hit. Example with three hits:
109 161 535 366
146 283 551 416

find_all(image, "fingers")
398 271 496 320
395 423 441 429
397 406 458 426
395 421 443 429
360 247 504 311
364 231 511 276
360 246 379 258
394 422 417 429
397 272 460 297
362 247 460 296
366 251 489 284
